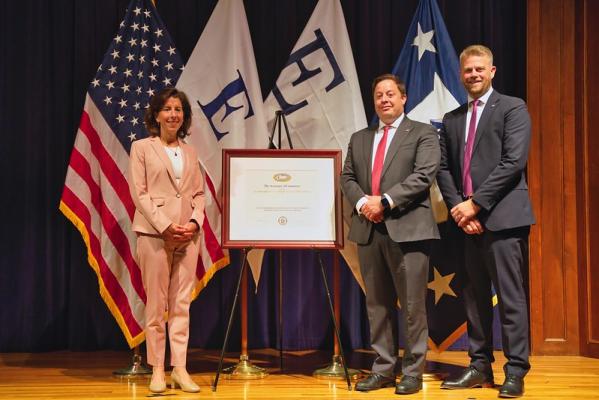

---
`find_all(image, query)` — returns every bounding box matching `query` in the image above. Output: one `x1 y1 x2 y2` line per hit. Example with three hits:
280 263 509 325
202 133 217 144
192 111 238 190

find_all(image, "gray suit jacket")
436 90 535 231
341 117 441 244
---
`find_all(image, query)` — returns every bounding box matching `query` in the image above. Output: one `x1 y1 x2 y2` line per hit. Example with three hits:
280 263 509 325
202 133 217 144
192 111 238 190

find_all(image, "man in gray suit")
341 74 440 395
436 45 534 398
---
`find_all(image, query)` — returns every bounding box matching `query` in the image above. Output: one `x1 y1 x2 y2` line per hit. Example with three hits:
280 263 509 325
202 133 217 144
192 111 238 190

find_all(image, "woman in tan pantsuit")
128 88 204 394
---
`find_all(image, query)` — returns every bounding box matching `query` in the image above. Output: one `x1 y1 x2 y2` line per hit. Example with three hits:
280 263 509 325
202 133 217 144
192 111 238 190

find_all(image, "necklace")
165 145 180 157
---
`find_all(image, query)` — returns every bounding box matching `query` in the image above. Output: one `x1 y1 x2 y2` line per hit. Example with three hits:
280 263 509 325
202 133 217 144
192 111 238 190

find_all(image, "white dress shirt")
163 146 184 185
464 87 493 144
356 114 405 213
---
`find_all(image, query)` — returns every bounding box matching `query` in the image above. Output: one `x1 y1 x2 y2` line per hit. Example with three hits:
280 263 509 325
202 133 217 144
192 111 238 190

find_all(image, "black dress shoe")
441 366 494 389
395 375 422 395
498 375 524 398
355 373 396 392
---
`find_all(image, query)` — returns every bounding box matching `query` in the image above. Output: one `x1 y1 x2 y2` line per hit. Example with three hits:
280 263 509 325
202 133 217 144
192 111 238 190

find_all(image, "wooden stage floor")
1 349 598 399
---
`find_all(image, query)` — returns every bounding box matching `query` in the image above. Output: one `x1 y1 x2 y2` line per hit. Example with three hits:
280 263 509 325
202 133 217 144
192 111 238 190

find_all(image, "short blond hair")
459 45 494 65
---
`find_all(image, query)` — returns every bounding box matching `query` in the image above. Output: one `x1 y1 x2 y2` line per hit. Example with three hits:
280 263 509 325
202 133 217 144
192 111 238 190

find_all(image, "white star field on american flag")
88 3 183 153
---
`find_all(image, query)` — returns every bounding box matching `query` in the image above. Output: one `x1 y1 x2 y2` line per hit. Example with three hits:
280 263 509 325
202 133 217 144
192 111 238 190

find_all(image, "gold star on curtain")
428 267 457 304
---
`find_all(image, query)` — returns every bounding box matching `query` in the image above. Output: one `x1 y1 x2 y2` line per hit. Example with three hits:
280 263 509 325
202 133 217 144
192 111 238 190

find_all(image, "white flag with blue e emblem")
177 0 269 283
263 0 368 290
263 0 367 158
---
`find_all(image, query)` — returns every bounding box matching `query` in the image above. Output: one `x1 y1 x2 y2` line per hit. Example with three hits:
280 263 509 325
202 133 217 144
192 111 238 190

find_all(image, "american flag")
59 0 187 348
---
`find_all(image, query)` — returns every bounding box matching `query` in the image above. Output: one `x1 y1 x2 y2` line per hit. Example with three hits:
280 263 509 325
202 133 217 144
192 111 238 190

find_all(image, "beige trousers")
136 233 200 367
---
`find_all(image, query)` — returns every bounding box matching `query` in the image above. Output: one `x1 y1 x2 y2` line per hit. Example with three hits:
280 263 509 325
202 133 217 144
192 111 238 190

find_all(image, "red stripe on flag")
68 148 146 303
201 215 225 263
199 174 225 264
204 173 222 213
79 111 136 220
61 186 143 337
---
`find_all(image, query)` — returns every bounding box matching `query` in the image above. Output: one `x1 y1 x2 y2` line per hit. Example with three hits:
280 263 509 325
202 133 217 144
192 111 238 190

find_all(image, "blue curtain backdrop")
0 0 525 352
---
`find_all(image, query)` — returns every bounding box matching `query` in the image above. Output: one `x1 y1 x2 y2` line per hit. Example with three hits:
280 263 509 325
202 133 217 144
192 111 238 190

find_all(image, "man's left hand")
362 195 384 223
450 199 480 227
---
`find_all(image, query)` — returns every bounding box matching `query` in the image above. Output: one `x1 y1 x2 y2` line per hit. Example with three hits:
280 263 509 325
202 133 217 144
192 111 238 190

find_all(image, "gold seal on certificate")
273 173 291 182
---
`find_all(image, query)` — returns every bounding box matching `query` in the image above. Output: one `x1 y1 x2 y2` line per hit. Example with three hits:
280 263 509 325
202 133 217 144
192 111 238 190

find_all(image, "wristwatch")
380 196 390 210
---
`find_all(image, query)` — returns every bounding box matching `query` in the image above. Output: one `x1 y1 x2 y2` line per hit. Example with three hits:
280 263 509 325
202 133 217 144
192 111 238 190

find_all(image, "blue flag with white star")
392 0 469 352
393 0 466 124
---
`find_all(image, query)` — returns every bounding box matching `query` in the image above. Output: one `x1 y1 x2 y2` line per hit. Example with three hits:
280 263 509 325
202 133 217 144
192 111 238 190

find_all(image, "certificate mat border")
222 149 343 249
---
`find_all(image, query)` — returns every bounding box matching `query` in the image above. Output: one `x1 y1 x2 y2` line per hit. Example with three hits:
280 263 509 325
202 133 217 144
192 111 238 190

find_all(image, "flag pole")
222 250 268 379
313 250 361 380
114 0 163 379
117 1 159 381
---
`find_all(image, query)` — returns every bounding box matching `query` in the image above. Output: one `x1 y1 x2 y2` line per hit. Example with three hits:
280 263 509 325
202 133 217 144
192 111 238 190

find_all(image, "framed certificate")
222 149 343 249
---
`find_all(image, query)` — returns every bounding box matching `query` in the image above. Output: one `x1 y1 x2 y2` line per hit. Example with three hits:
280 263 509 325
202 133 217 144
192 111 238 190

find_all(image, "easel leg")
212 248 250 391
315 249 352 391
278 250 284 371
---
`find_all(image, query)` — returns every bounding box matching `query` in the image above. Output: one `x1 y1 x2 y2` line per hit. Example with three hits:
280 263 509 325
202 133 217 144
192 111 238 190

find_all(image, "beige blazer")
128 136 205 235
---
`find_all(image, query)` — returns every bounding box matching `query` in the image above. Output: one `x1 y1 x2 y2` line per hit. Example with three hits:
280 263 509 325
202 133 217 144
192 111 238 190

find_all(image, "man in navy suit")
436 45 535 398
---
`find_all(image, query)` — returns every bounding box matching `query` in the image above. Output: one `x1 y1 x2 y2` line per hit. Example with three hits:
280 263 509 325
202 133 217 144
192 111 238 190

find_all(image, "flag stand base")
313 355 362 380
222 354 268 379
113 351 152 377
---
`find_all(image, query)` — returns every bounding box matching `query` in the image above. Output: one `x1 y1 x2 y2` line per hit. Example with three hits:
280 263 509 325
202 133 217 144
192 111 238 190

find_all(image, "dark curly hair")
144 87 192 138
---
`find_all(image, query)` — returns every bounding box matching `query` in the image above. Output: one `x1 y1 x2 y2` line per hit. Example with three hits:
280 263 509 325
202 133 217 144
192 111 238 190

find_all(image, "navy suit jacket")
436 90 535 231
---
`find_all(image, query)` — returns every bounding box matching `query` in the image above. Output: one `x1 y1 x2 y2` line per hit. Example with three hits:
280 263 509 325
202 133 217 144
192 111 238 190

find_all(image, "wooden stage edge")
1 349 598 399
